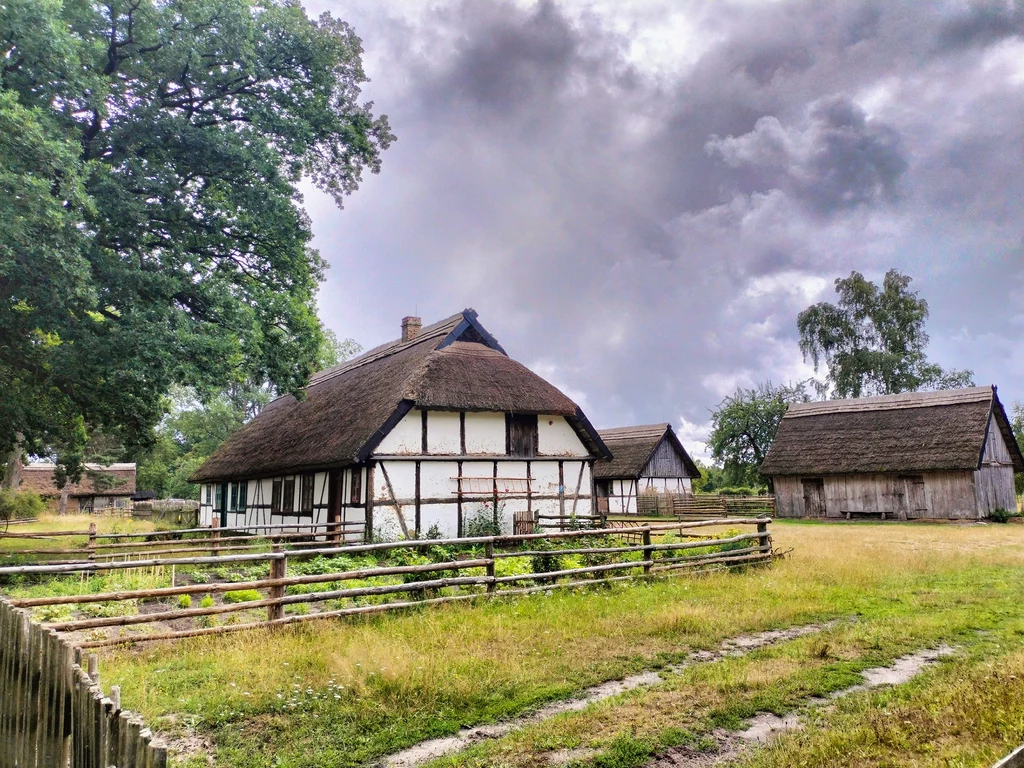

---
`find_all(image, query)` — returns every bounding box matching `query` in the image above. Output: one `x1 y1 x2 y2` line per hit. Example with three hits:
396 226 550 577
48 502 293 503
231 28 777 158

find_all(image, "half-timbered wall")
599 477 693 515
198 410 595 540
773 471 981 519
369 410 593 538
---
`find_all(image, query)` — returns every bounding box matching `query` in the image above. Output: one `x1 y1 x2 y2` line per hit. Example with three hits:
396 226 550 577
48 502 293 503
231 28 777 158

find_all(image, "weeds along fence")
0 597 167 767
0 520 366 565
0 519 772 650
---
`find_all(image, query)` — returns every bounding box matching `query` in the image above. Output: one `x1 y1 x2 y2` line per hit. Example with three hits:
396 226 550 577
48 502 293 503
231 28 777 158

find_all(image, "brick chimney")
401 316 422 342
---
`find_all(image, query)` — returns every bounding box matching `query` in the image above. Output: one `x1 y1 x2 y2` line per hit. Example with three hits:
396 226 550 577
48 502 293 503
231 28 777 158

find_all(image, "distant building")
20 463 137 513
191 310 611 539
760 386 1023 520
594 423 701 515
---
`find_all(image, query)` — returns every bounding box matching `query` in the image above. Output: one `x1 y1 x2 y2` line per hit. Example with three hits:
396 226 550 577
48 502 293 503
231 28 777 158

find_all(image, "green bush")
0 489 46 520
463 503 504 537
990 507 1015 524
223 589 262 603
177 594 192 609
199 595 215 609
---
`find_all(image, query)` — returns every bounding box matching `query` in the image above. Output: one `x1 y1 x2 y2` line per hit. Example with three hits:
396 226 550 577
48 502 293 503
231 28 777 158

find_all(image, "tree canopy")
706 381 809 486
797 270 973 398
1 0 393 480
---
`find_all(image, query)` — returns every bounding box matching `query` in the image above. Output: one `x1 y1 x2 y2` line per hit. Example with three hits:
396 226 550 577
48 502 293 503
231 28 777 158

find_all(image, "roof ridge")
308 312 465 388
785 386 993 418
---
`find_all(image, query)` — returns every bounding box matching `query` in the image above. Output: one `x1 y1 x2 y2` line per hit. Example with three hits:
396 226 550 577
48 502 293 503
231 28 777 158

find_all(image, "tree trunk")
2 433 24 490
58 481 71 516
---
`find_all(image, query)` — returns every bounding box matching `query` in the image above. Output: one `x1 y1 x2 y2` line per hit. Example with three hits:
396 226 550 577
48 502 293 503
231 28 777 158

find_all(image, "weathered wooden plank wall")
0 597 167 767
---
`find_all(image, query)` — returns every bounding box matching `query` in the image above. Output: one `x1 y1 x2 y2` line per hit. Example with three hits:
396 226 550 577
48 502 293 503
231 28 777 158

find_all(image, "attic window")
507 414 538 458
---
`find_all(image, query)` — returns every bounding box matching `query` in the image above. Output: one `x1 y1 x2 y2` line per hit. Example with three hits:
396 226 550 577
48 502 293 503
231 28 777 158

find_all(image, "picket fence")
0 597 167 767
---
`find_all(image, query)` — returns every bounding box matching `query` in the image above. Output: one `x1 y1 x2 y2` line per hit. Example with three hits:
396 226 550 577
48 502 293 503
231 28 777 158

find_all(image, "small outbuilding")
20 463 137 513
761 386 1023 520
594 423 701 515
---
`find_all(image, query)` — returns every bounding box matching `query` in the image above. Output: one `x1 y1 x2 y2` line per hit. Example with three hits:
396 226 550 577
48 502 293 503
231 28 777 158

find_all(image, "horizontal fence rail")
1 519 773 649
0 598 167 767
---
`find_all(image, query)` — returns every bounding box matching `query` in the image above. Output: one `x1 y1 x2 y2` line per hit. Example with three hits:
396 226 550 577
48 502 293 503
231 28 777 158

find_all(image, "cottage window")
283 477 295 513
300 473 315 515
205 485 211 504
350 470 362 505
271 479 283 514
214 484 223 510
506 414 538 458
238 480 248 512
229 483 238 512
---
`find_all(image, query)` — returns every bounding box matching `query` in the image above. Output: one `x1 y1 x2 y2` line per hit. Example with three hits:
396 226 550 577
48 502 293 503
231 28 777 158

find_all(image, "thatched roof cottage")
593 423 701 515
21 463 137 513
191 310 611 539
761 386 1023 520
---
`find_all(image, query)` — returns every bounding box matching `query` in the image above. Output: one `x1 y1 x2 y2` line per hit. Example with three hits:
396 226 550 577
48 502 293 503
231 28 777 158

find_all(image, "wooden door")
327 470 342 543
898 475 926 520
801 478 825 517
218 482 228 527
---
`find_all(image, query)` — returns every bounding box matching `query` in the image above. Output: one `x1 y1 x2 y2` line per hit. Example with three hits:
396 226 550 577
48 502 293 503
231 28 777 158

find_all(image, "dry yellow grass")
41 521 1024 767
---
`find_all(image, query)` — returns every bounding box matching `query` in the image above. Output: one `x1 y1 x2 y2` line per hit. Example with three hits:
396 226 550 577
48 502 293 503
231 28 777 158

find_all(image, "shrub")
990 507 1015 524
529 537 561 577
177 594 192 609
0 489 46 520
463 503 504 538
223 589 262 603
199 595 215 609
424 523 444 540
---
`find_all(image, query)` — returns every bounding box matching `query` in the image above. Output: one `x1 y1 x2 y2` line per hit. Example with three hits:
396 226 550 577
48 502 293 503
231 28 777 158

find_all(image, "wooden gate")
513 510 535 535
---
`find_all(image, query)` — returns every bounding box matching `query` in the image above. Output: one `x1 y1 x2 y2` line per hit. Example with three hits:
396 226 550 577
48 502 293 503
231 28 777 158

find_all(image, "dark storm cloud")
306 0 1024 454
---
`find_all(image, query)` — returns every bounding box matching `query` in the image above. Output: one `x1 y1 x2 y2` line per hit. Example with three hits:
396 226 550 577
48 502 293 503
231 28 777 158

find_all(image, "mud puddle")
647 644 956 767
380 623 837 768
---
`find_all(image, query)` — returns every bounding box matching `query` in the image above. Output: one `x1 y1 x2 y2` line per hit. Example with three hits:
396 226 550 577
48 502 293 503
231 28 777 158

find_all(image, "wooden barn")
20 463 137 513
594 423 701 515
190 310 612 540
761 386 1023 520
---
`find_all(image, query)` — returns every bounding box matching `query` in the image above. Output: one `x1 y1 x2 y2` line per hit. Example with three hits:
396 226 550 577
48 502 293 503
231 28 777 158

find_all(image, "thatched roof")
594 423 700 480
20 464 136 497
191 310 610 482
760 386 1024 476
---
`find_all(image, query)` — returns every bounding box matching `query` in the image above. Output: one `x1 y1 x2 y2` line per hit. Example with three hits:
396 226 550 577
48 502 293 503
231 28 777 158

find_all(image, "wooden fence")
627 493 775 520
0 520 364 566
0 597 167 767
0 519 773 650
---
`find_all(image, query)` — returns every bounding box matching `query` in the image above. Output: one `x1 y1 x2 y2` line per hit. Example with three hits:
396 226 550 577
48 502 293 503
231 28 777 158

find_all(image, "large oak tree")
1 0 393 480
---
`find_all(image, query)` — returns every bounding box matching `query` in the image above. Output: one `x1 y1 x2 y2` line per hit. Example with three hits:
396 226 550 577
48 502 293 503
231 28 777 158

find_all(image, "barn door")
801 478 825 517
898 475 926 520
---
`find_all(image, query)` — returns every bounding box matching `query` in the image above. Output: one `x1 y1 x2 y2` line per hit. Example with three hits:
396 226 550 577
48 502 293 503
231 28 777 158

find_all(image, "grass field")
54 519 1022 768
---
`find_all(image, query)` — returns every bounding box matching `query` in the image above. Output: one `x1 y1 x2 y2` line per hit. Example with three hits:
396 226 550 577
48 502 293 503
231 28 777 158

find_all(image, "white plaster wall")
427 411 461 454
532 462 561 495
538 416 587 456
418 503 459 538
464 412 506 454
419 461 460 499
376 461 417 503
374 408 422 455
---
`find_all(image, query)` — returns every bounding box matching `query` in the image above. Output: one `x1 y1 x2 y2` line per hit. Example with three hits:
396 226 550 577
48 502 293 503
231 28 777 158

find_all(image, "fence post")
88 522 97 562
756 518 770 557
210 517 220 558
88 653 99 688
485 540 496 593
267 549 286 623
642 527 653 575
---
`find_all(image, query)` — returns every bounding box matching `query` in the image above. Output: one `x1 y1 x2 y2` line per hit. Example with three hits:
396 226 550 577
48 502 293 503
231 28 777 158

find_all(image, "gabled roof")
191 310 611 482
760 385 1024 476
21 464 137 497
593 423 700 480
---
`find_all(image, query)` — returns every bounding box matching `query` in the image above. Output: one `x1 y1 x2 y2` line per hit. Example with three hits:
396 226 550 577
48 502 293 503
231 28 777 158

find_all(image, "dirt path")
645 645 956 767
380 622 839 768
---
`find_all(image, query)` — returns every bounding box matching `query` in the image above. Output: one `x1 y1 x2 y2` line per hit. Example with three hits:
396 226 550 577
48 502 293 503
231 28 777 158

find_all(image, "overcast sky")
299 0 1024 458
